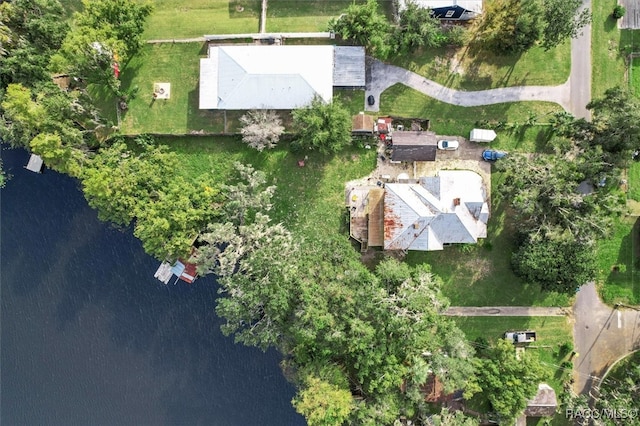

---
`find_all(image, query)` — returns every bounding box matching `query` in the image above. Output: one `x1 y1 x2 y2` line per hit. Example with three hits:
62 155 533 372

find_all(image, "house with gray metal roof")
199 45 365 110
383 170 489 251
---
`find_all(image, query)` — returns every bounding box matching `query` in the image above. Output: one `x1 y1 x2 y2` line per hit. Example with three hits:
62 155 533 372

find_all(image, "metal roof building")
397 0 482 20
391 131 438 162
383 170 489 251
199 45 365 110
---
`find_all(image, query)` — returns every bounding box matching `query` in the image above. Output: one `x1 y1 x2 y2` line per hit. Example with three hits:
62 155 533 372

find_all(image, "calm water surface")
1 147 304 426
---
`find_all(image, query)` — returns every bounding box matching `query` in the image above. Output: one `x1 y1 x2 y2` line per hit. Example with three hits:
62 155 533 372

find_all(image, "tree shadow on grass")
602 217 640 304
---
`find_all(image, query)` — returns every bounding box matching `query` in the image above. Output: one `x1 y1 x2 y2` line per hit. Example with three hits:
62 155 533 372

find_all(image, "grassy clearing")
629 162 640 202
158 136 378 241
631 56 640 96
592 0 628 97
392 42 570 91
266 0 394 32
407 173 572 307
597 216 640 305
110 43 239 134
138 0 261 40
379 83 562 152
453 315 573 421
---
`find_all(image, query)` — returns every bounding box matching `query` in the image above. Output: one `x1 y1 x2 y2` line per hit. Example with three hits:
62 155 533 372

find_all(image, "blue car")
482 149 507 162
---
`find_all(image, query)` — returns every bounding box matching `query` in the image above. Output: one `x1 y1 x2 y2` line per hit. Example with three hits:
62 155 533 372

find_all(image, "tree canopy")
0 0 69 87
81 138 222 260
328 0 391 59
496 152 623 292
474 339 547 423
391 0 447 53
475 0 590 54
239 110 285 151
292 96 352 154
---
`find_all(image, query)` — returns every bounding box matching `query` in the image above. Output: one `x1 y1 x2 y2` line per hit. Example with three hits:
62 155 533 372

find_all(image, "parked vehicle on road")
437 140 459 150
482 149 507 162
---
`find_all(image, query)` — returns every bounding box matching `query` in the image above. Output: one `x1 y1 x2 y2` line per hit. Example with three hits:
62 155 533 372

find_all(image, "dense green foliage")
292 376 354 426
542 0 591 50
595 352 640 424
475 0 545 53
497 90 639 292
475 0 590 53
497 152 622 292
474 339 547 422
0 0 69 88
391 1 447 52
328 0 391 59
330 0 465 58
292 96 352 154
612 5 626 19
81 138 222 260
52 0 152 95
0 83 104 175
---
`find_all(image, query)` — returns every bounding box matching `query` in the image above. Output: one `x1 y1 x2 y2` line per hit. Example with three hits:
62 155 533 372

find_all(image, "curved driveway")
365 0 592 120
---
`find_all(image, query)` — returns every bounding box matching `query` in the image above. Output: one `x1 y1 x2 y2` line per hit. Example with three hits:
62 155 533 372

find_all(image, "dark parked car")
482 149 507 162
367 95 375 106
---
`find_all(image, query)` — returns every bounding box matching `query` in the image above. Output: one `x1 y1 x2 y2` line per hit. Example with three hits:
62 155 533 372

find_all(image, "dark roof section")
391 131 438 162
524 384 558 417
333 46 366 87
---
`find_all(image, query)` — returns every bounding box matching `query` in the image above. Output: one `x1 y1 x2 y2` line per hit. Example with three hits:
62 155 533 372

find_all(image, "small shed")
24 154 44 173
470 128 497 142
524 383 558 417
352 112 375 135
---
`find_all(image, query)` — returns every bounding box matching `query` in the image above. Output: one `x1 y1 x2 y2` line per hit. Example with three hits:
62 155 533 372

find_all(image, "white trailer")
470 128 497 143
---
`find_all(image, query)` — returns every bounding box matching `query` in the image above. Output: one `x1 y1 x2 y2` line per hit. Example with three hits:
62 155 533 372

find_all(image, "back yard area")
453 316 574 425
90 0 613 309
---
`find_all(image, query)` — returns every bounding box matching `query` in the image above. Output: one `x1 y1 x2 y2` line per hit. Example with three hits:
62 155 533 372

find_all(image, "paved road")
573 283 640 396
569 0 592 120
444 306 568 316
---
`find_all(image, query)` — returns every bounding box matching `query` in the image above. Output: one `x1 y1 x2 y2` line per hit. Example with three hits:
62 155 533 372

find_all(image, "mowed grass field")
266 0 394 31
137 0 261 39
392 42 570 91
378 83 563 152
105 43 240 134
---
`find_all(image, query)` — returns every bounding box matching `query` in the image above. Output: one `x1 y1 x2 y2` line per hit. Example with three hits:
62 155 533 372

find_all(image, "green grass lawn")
266 0 394 32
379 83 562 152
406 174 572 307
392 42 570 91
592 0 629 97
630 56 640 96
597 216 640 305
453 316 573 424
629 162 640 202
158 135 377 240
138 0 261 40
108 42 240 134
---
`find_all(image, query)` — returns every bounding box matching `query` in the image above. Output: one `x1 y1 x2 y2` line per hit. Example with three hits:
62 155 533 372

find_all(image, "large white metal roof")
199 45 335 110
384 170 489 251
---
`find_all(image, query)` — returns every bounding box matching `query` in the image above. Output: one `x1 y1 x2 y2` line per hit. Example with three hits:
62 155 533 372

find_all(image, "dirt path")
444 306 568 316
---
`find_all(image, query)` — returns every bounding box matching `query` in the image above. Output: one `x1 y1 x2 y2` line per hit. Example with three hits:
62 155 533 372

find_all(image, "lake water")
1 147 305 426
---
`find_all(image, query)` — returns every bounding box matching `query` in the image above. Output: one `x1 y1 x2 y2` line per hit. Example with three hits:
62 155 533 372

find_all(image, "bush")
613 5 626 19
